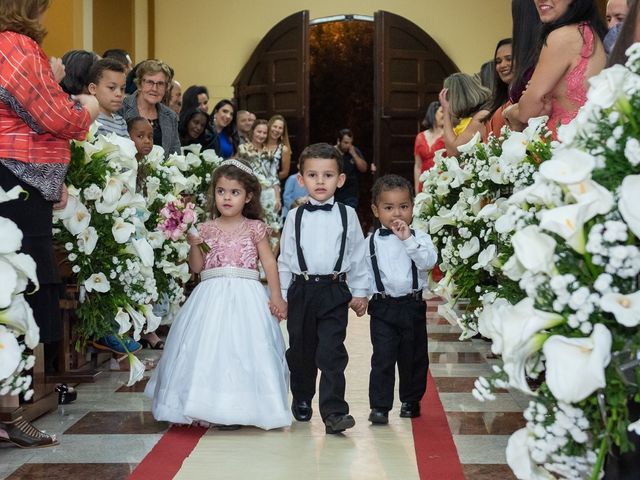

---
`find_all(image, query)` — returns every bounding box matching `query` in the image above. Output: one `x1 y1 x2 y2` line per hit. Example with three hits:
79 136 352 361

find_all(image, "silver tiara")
220 159 254 176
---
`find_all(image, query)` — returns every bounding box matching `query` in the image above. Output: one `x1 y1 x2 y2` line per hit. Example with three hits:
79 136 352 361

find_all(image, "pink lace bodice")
197 218 269 270
548 23 593 133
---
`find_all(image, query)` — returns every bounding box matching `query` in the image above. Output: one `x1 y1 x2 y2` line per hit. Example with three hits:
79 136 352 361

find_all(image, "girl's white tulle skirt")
144 270 291 430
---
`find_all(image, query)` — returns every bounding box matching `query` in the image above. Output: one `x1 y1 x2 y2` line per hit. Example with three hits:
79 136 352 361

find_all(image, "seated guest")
87 58 129 137
178 107 211 147
59 49 99 95
182 85 210 113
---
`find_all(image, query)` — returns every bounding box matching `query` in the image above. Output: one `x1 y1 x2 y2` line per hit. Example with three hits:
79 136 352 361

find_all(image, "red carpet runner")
129 425 207 480
412 371 465 480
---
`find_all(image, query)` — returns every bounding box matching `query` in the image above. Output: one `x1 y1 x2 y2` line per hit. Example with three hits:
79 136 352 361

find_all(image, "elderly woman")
0 0 98 448
120 59 180 155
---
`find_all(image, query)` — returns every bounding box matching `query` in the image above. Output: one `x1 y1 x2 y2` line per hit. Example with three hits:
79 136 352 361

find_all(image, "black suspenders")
369 229 418 296
294 203 348 279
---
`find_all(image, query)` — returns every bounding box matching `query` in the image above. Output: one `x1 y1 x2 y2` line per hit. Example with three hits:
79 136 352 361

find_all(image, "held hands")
349 297 368 317
186 232 203 246
389 219 411 240
269 296 288 322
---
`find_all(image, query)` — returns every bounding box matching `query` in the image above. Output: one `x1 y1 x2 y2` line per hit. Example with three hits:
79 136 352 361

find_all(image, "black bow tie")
305 202 333 212
378 228 393 237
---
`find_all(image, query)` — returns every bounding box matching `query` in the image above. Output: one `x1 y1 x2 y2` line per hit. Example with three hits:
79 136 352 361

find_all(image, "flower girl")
145 159 291 430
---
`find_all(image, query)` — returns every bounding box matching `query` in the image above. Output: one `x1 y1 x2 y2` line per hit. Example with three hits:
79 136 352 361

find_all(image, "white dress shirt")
278 197 369 297
364 228 438 298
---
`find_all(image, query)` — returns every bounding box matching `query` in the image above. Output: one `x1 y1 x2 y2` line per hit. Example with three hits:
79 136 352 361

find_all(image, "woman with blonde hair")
265 114 292 180
120 59 180 155
0 0 98 448
438 73 491 156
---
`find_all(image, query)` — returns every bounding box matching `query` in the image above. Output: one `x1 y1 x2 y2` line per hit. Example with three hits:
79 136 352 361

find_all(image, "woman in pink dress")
504 0 606 135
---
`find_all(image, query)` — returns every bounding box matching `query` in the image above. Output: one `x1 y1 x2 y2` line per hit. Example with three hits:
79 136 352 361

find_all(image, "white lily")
445 157 472 188
0 259 18 309
477 297 511 352
0 294 39 349
539 147 595 184
587 64 639 109
102 174 124 205
522 116 548 140
488 162 507 184
112 218 136 244
567 180 614 219
201 148 222 164
125 305 146 341
115 169 137 194
508 177 559 207
600 291 640 327
429 214 456 235
114 307 132 336
95 199 118 214
512 225 556 275
456 131 481 154
0 326 21 380
147 231 165 249
437 303 459 327
166 153 190 171
77 227 98 255
543 323 612 403
539 204 588 253
84 272 110 293
433 272 457 303
142 304 161 333
131 239 155 267
63 202 91 236
618 175 640 238
459 237 480 259
104 132 138 165
0 185 25 203
0 217 22 254
126 353 145 387
185 152 202 168
501 131 528 164
506 429 555 480
502 254 526 281
472 244 497 270
52 193 79 221
3 253 38 295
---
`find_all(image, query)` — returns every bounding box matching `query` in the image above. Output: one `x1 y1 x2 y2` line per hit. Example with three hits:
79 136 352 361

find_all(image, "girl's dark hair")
208 161 263 220
538 0 607 49
489 38 513 115
178 107 210 145
371 174 414 205
511 0 543 102
59 49 99 95
608 0 639 67
126 116 150 133
182 85 209 113
422 101 441 130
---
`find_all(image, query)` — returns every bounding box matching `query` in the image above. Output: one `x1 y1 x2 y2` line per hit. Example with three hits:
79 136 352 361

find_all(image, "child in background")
278 143 368 434
127 117 154 161
87 58 129 138
281 170 308 220
365 175 437 425
146 159 291 430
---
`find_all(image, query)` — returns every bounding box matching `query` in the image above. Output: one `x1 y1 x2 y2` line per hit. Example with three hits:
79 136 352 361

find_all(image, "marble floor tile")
429 352 486 364
116 378 149 393
433 377 506 393
429 332 470 342
453 435 510 464
429 364 494 378
440 393 523 413
64 412 169 435
5 463 136 480
428 341 480 353
446 412 525 435
463 463 516 479
426 324 462 333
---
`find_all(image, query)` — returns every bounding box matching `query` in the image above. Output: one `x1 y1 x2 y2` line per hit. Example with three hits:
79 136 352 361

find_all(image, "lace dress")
145 218 291 429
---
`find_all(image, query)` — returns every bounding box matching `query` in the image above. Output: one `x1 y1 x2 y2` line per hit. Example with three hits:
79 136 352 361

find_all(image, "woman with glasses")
120 59 180 156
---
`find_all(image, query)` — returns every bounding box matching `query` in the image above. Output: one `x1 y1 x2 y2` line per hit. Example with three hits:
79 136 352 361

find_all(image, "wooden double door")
233 11 457 180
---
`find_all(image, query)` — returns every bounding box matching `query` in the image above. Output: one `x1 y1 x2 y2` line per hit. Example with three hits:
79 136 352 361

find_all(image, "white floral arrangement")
416 44 640 479
0 186 39 400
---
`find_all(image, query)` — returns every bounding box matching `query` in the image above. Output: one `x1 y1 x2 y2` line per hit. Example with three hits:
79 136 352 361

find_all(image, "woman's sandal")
0 418 58 449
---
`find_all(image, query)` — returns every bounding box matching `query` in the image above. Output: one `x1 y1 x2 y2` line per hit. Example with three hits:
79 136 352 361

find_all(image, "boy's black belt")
371 290 423 302
292 272 347 283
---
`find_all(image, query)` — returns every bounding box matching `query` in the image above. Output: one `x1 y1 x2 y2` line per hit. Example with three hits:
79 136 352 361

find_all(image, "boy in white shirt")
365 174 438 424
87 58 129 138
278 143 368 434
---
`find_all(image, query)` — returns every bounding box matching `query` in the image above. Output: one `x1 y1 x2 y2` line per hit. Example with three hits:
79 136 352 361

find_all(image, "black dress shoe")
368 408 389 425
291 400 313 421
324 413 355 434
399 402 421 418
55 384 77 405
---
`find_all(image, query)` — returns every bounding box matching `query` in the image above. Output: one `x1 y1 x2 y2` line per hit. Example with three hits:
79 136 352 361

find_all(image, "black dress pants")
286 278 352 421
368 296 428 410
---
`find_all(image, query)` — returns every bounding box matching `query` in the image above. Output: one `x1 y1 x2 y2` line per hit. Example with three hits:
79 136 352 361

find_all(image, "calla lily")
77 227 98 255
166 154 190 171
502 254 526 281
102 174 124 205
117 191 146 212
112 218 135 244
433 272 457 303
131 239 155 267
105 132 138 164
0 217 22 255
444 157 472 188
115 169 137 194
114 307 132 335
508 177 559 207
0 259 18 309
52 193 79 221
522 116 548 139
500 131 528 164
544 324 612 403
506 429 555 480
600 291 640 327
477 203 500 220
147 231 165 249
3 253 38 295
63 203 91 236
0 294 39 349
488 162 507 184
539 148 595 184
539 204 588 253
587 64 639 109
567 179 613 219
459 237 480 259
437 303 459 327
84 272 110 293
512 225 556 275
142 304 161 333
618 175 640 238
126 353 145 386
477 297 511 352
0 326 21 380
457 131 481 154
125 305 146 341
429 214 456 235
0 185 25 203
472 244 497 270
201 148 222 164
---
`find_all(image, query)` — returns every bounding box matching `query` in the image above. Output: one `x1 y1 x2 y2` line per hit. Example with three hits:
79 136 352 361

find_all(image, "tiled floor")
0 300 522 479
